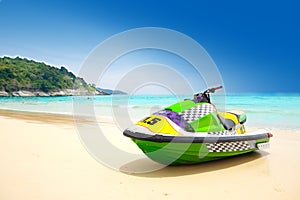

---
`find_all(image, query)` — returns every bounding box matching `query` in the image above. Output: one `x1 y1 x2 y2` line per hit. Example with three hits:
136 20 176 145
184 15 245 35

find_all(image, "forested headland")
0 56 108 96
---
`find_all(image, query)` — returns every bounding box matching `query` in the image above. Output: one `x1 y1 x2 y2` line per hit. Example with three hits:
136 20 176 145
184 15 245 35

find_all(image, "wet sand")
0 109 299 200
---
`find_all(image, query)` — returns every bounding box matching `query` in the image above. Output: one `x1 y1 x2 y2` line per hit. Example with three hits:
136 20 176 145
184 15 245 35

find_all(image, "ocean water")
0 94 299 130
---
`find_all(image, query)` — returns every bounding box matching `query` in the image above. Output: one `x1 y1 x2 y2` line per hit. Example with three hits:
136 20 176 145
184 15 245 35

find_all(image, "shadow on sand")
119 151 269 178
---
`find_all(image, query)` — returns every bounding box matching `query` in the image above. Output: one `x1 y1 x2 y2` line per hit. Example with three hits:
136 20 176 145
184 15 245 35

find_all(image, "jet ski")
123 86 272 165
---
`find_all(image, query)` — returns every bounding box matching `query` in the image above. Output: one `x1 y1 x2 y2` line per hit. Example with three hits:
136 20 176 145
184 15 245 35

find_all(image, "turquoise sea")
0 94 299 130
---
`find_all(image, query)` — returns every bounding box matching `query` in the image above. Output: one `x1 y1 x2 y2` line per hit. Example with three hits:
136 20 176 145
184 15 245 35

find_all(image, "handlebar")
205 86 223 93
193 86 222 103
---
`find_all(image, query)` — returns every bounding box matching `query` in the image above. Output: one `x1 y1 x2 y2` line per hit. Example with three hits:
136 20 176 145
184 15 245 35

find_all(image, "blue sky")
0 0 299 93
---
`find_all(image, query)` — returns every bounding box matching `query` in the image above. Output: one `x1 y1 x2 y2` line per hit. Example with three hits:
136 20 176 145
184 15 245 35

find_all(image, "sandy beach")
0 110 300 200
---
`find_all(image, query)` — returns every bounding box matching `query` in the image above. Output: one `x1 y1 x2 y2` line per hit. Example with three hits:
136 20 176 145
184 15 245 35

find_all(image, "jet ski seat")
218 110 247 130
217 114 235 130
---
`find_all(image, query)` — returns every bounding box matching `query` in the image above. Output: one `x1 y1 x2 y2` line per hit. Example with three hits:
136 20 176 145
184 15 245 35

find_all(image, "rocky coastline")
0 89 109 97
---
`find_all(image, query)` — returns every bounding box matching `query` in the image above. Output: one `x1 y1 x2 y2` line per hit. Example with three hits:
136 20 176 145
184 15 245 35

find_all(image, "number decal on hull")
141 117 161 125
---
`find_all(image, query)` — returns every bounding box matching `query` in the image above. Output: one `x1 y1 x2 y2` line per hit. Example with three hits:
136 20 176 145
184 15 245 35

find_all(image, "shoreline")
0 108 298 132
0 89 109 97
0 108 76 125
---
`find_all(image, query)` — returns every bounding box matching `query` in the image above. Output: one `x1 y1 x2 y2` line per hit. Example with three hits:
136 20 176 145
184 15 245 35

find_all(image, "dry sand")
0 110 299 200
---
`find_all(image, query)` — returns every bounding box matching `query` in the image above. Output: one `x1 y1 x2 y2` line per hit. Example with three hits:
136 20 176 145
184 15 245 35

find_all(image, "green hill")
0 56 107 96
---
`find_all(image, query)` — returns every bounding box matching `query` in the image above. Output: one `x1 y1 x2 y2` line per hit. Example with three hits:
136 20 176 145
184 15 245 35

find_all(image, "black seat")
217 114 236 130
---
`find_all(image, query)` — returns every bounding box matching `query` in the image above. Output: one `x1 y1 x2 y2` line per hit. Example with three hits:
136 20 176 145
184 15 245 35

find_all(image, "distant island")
97 88 127 95
0 56 109 97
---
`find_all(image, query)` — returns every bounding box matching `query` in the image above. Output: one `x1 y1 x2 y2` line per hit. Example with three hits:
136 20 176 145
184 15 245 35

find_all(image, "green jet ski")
123 86 272 165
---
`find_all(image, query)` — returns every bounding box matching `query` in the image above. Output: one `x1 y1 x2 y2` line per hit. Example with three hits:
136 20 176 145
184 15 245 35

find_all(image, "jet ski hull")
124 129 271 165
